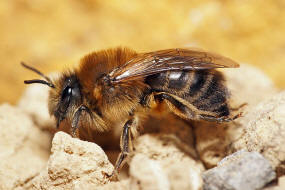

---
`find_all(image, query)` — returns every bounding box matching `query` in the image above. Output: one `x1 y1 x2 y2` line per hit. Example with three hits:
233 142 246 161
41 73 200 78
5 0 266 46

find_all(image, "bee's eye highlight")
62 87 72 100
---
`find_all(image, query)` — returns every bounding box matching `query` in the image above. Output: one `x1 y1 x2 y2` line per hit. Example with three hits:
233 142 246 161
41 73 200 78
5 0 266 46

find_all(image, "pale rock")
232 91 285 176
31 132 114 189
130 134 204 190
130 154 170 190
0 104 51 190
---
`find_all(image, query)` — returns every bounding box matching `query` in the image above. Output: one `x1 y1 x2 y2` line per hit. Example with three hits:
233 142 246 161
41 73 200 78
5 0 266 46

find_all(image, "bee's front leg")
71 105 90 137
109 119 135 179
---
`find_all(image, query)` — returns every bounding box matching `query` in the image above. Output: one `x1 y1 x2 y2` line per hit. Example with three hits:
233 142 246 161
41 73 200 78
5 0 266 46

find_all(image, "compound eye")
62 86 72 100
59 86 72 113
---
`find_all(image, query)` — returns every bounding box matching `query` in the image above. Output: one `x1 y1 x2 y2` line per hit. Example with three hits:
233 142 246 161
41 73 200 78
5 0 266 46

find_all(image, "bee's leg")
71 105 90 137
154 92 243 123
140 89 152 107
199 112 242 123
153 92 196 119
110 119 135 178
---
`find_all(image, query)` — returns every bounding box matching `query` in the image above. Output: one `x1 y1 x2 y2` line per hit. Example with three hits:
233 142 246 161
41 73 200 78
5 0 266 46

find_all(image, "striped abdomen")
145 70 230 117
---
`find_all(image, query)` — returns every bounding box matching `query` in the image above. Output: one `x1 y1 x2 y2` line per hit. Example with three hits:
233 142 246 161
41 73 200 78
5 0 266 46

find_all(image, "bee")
22 47 241 177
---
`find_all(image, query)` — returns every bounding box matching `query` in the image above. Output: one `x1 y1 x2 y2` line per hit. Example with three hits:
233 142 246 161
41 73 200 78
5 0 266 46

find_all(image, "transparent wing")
109 48 239 84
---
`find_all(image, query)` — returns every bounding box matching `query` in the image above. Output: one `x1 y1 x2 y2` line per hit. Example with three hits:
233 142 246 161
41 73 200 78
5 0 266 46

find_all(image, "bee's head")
22 62 82 128
49 74 82 128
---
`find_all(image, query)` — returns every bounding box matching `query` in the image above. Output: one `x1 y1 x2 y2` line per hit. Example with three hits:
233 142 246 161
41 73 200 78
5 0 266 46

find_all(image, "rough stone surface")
194 64 278 168
232 91 285 176
96 180 130 190
203 150 276 190
130 134 204 190
0 104 51 190
130 154 170 190
31 132 114 190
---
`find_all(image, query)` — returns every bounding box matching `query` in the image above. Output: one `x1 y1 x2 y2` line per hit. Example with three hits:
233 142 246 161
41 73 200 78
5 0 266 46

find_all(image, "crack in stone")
13 172 39 188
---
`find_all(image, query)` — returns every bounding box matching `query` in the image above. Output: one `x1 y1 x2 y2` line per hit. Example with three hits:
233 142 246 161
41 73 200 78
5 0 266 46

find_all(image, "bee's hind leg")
108 118 136 179
199 112 242 123
200 102 246 123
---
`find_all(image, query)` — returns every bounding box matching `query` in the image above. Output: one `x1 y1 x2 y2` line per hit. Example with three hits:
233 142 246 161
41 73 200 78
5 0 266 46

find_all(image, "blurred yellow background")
1 0 285 104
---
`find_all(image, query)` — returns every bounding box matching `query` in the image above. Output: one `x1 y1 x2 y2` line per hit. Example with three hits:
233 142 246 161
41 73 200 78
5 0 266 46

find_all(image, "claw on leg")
200 111 243 123
107 152 128 180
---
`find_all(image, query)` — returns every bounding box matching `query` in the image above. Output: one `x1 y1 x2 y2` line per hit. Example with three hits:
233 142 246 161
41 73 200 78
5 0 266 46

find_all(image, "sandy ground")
0 0 285 104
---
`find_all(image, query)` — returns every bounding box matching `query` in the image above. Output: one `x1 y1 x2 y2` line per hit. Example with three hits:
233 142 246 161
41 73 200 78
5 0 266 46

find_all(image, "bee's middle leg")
111 118 135 178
